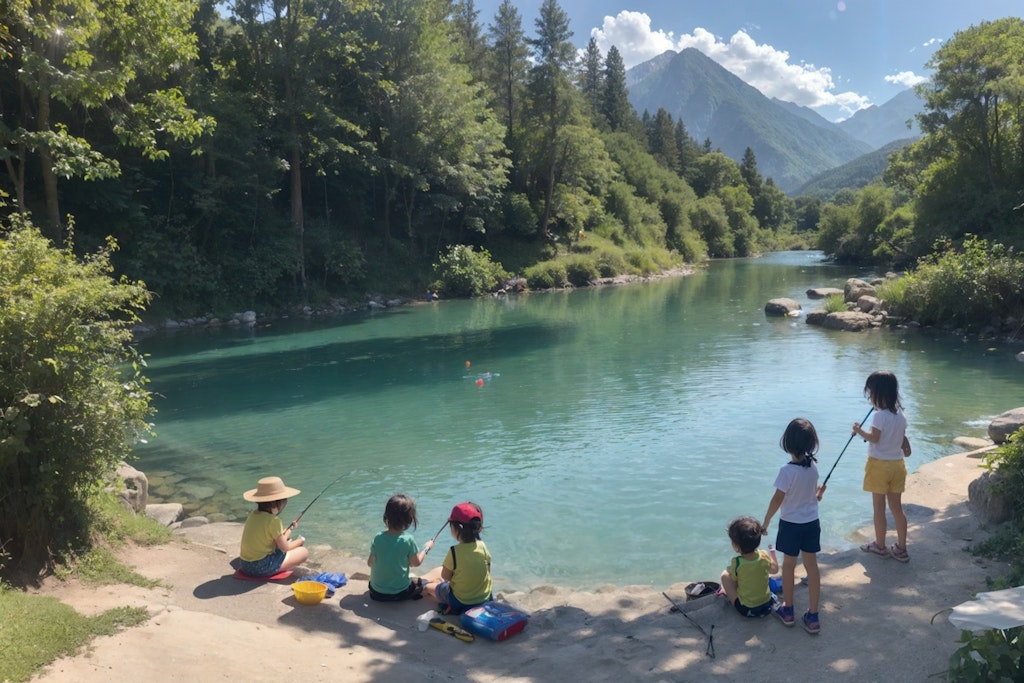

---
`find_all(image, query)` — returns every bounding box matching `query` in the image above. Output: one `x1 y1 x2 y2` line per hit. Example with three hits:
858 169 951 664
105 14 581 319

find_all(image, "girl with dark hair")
762 418 822 634
856 370 913 562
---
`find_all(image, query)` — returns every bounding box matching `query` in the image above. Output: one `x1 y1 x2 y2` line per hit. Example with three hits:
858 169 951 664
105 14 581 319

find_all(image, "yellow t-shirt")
443 540 492 605
728 549 772 608
239 511 283 561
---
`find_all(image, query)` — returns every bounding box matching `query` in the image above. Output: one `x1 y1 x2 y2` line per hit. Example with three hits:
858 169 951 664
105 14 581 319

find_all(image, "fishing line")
286 471 349 531
821 407 874 488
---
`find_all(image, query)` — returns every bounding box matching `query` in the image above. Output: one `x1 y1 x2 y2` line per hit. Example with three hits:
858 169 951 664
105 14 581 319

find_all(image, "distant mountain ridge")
625 48 922 194
796 138 917 199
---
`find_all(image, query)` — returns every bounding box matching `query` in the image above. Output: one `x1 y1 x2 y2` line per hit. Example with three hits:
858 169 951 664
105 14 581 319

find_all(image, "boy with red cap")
421 501 492 614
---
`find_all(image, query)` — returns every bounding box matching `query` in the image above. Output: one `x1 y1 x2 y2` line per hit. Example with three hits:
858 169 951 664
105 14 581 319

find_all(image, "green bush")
595 249 630 277
524 261 568 289
431 244 509 297
950 428 1024 680
0 218 153 570
564 257 600 286
880 236 1024 331
948 626 1024 682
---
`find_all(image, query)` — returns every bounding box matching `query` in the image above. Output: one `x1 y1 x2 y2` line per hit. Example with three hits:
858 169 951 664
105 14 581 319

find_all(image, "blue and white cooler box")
459 601 530 641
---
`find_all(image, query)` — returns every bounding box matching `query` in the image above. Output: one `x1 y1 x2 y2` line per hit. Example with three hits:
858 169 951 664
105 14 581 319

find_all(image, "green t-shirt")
369 530 420 595
443 540 492 605
729 549 772 608
239 510 283 562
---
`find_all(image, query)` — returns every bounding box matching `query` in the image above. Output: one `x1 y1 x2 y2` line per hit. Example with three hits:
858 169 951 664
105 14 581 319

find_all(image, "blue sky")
471 1 1021 120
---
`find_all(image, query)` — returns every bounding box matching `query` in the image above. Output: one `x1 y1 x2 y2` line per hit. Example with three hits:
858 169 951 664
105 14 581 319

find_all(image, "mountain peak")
626 51 876 192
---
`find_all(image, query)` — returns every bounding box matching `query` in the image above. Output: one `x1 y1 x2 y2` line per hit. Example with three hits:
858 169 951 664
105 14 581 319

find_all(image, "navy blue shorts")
238 548 285 576
775 519 821 556
734 597 774 618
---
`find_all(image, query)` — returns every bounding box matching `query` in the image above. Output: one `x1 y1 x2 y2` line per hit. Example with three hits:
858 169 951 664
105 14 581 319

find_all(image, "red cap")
448 502 482 524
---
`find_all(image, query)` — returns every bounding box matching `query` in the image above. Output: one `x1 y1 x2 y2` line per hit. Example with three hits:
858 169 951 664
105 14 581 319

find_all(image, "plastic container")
417 610 436 632
460 601 530 641
292 580 328 605
769 576 782 594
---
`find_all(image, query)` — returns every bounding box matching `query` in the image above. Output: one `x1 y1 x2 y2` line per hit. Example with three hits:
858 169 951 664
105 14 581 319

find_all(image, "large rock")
844 278 876 302
765 298 802 317
818 311 876 331
989 407 1024 444
146 503 184 526
807 287 843 299
112 462 148 513
856 295 881 313
968 470 1013 525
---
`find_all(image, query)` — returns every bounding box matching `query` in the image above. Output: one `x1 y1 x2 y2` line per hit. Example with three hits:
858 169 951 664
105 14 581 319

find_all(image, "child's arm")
409 539 435 567
853 422 881 443
767 547 779 574
275 528 305 552
761 489 785 533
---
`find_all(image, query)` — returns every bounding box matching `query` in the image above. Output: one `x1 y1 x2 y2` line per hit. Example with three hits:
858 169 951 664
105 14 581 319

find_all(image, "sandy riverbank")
30 449 1008 682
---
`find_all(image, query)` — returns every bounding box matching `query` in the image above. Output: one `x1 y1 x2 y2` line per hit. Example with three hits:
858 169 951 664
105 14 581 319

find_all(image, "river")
132 251 1023 589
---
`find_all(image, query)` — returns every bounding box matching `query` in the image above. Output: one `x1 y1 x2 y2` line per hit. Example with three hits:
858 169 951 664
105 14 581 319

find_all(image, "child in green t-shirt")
720 516 779 617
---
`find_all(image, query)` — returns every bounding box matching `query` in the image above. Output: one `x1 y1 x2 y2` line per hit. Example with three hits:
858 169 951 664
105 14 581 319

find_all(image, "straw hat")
243 476 301 502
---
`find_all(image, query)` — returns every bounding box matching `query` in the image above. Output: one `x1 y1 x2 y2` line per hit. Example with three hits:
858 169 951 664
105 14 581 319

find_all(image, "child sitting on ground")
720 516 779 617
367 493 434 601
238 476 309 577
421 502 492 614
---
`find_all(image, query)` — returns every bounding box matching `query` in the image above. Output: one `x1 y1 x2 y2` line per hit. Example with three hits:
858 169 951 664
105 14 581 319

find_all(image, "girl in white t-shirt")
761 418 822 634
855 370 913 562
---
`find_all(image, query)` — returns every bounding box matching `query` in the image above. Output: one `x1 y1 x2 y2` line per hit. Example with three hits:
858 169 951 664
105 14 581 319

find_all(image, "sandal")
860 541 889 556
890 543 910 563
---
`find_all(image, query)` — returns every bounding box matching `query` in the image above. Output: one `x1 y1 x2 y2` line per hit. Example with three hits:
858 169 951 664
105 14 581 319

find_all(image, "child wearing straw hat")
238 476 309 577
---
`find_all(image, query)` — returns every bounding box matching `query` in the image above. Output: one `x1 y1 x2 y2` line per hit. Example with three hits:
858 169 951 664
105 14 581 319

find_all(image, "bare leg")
280 547 309 572
887 492 907 549
418 566 445 600
872 492 888 547
802 552 820 614
781 554 797 608
720 569 737 604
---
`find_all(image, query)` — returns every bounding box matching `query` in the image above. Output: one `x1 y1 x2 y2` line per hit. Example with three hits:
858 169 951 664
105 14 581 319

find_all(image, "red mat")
232 568 293 581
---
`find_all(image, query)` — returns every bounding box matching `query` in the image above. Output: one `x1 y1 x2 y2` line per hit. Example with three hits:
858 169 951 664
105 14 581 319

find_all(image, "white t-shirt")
772 460 819 524
868 409 908 461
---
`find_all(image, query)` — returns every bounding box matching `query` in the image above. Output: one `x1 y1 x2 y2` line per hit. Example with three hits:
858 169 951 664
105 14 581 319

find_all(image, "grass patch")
53 545 162 588
88 493 174 547
823 293 847 313
0 587 148 683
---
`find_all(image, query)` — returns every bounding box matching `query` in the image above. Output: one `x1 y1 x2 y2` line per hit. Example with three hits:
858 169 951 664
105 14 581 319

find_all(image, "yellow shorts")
863 457 907 494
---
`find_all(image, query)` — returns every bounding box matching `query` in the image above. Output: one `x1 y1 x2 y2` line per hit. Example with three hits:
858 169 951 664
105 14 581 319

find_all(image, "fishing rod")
423 520 450 553
286 472 348 532
662 592 715 658
820 407 874 488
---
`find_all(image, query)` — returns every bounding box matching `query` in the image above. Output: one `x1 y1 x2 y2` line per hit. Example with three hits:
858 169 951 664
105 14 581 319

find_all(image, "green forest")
2 2 1023 318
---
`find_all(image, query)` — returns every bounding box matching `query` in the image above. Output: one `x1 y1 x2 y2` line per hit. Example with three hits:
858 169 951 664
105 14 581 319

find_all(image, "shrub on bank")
0 218 153 571
878 236 1024 332
431 244 510 297
948 427 1024 680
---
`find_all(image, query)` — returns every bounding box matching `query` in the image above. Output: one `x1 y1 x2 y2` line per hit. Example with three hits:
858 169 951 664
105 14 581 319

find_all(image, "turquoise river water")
132 251 1023 590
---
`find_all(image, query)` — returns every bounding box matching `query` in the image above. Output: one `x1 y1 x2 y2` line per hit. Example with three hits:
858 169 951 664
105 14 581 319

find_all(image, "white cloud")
885 71 927 88
592 11 871 117
590 10 677 65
